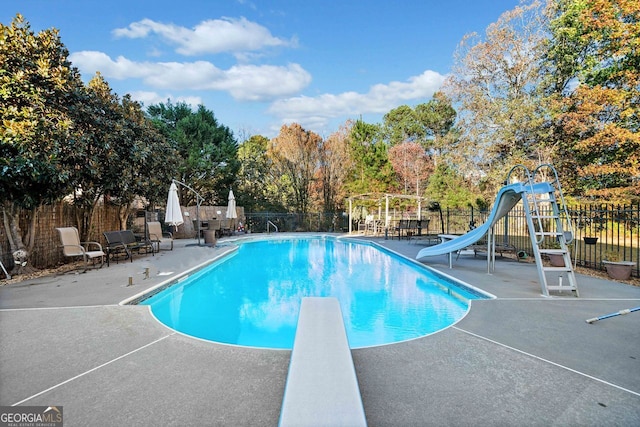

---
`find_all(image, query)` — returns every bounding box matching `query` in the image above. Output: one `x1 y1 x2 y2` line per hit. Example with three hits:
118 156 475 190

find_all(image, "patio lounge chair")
220 219 233 236
394 219 410 239
120 230 154 257
103 231 130 266
56 227 105 272
103 230 154 266
146 221 173 251
357 215 374 233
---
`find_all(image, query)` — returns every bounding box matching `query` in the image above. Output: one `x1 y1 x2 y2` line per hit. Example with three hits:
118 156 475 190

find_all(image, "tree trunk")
2 202 38 276
118 204 131 230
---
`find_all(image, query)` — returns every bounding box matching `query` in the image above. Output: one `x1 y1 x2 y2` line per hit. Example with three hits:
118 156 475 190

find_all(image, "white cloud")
69 51 311 101
70 52 147 79
267 70 446 128
113 17 297 57
214 63 311 101
129 91 203 108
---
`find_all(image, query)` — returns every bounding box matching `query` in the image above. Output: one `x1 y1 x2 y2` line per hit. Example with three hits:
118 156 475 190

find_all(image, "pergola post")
385 194 390 228
348 198 352 233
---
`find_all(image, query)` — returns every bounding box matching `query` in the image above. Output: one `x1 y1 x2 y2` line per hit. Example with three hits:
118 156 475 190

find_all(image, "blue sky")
3 0 520 139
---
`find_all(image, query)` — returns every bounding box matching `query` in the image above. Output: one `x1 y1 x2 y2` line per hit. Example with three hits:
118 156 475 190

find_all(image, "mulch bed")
0 262 86 286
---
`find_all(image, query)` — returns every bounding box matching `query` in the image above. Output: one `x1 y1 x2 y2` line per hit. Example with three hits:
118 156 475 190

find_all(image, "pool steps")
279 297 367 426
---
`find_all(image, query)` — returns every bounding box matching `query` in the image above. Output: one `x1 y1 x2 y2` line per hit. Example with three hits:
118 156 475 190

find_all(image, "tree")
237 135 280 211
147 101 193 138
425 164 483 209
112 95 176 227
0 15 82 273
134 114 178 210
317 122 353 213
67 75 175 230
176 105 239 204
381 96 457 182
547 0 640 201
382 105 425 146
414 92 457 165
65 73 122 234
147 102 238 206
445 1 549 193
346 118 393 194
388 141 433 196
268 123 321 215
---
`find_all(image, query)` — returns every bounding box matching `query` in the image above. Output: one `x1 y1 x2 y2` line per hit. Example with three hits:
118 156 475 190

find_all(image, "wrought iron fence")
437 204 639 279
245 212 348 234
246 204 639 279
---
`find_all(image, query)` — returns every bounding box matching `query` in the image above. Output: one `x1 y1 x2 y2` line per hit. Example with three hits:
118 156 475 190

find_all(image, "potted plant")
583 236 598 245
603 251 636 280
543 240 565 267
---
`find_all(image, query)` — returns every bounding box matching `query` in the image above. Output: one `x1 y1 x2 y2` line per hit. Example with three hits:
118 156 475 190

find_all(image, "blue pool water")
140 237 489 349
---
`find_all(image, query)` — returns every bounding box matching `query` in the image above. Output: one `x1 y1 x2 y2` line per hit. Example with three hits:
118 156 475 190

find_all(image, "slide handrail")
533 164 574 244
506 164 546 244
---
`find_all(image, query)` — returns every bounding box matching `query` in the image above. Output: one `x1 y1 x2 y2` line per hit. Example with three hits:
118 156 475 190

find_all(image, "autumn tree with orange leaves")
547 0 640 202
388 142 433 196
316 122 354 213
269 123 322 215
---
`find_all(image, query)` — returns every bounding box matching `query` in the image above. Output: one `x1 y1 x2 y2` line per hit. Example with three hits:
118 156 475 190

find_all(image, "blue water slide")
416 182 553 260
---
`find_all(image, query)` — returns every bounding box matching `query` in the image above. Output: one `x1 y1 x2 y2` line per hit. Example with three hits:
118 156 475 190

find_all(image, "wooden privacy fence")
1 202 123 274
0 203 246 275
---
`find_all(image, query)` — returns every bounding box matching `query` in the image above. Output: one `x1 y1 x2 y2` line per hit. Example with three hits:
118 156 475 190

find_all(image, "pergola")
346 192 438 233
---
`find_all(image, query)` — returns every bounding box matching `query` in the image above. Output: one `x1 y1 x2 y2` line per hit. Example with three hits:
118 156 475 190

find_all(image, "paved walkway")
1 235 639 426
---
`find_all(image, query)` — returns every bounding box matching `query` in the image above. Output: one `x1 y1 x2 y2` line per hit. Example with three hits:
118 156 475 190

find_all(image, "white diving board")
279 297 367 427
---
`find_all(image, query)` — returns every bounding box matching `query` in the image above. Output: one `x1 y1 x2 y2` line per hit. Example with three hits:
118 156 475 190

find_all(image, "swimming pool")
138 236 490 349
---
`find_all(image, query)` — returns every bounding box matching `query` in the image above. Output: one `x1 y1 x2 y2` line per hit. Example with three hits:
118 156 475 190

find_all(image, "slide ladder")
508 164 579 297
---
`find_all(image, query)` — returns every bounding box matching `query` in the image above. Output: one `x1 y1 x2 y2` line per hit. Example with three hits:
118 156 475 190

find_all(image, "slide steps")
518 164 579 297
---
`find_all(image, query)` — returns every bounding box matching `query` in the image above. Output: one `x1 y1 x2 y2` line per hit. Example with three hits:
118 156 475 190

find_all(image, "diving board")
279 297 367 427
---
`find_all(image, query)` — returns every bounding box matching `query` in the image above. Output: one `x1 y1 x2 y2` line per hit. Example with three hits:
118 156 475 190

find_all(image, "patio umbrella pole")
172 179 205 246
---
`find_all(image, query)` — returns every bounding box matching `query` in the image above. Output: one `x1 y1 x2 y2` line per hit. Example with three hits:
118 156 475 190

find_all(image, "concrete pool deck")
1 234 639 426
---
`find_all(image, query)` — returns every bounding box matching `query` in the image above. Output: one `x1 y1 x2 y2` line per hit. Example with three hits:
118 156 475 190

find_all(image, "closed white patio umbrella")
165 182 184 229
226 189 237 229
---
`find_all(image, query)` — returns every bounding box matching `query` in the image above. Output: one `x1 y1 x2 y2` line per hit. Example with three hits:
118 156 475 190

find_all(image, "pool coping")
118 245 239 306
348 236 497 300
127 234 488 349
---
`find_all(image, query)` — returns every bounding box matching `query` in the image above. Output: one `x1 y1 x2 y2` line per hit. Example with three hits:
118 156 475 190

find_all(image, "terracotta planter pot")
548 254 565 267
603 261 635 281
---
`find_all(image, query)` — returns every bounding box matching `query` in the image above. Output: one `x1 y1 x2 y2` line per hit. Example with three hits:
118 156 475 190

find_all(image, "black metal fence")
246 203 639 279
245 212 348 234
419 204 639 279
